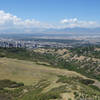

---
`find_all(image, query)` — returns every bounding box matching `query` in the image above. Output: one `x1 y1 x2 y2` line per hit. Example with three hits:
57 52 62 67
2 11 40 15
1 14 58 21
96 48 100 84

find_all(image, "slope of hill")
0 57 100 100
33 47 100 81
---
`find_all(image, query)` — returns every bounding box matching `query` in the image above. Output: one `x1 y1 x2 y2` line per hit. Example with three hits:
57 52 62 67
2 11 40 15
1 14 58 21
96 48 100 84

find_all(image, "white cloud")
0 10 99 33
61 18 99 28
0 10 54 32
61 18 78 24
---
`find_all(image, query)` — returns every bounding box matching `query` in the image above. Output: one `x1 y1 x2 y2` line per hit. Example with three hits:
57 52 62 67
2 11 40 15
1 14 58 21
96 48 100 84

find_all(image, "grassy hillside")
33 47 100 81
0 58 100 100
1 47 100 81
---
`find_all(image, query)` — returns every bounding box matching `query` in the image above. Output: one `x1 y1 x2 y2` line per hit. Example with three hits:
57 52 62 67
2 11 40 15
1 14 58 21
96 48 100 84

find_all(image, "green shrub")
79 79 94 85
0 79 24 88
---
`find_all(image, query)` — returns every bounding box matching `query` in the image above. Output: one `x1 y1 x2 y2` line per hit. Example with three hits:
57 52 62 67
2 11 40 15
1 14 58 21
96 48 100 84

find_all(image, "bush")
89 85 100 91
80 79 94 85
0 79 24 88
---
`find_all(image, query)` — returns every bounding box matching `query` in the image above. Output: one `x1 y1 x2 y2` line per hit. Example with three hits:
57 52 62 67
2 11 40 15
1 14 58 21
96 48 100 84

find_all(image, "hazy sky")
0 0 100 33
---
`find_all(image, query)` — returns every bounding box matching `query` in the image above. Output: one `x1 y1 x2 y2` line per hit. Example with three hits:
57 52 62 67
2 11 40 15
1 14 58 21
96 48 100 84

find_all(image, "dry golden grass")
95 48 100 51
0 57 86 86
33 48 55 54
0 57 100 100
56 49 69 55
61 92 74 100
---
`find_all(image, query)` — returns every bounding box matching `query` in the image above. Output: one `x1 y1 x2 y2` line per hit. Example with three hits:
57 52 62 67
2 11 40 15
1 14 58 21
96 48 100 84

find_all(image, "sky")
0 0 100 33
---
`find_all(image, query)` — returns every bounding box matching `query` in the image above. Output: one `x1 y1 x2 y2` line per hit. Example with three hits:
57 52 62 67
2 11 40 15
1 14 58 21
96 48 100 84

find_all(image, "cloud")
0 10 99 33
61 18 99 28
0 10 55 33
61 18 78 24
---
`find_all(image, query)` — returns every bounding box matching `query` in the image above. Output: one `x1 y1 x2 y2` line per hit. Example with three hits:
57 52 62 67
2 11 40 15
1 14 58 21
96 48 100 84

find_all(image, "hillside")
0 57 100 100
33 47 100 81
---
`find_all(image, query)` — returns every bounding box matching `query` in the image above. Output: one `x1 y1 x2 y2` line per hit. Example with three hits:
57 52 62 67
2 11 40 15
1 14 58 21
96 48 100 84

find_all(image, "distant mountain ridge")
0 27 100 39
45 27 100 35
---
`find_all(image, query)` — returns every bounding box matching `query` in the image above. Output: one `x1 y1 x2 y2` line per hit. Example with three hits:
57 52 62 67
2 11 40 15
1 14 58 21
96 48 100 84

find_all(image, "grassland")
33 47 100 81
0 47 100 81
0 57 100 100
0 57 84 85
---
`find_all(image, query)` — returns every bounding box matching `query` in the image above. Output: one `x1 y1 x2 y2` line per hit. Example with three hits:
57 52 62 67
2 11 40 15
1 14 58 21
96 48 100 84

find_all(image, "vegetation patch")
0 79 24 89
18 80 67 100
